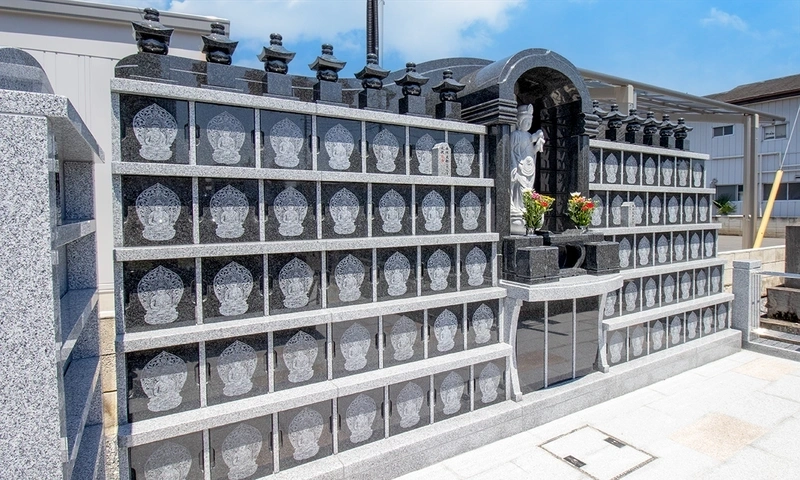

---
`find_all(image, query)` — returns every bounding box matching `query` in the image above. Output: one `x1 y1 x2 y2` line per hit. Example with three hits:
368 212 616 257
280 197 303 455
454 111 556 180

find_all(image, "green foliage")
714 195 736 215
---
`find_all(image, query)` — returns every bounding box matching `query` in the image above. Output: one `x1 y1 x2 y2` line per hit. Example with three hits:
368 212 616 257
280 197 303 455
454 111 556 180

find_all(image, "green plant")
567 192 595 228
714 194 736 215
522 189 554 231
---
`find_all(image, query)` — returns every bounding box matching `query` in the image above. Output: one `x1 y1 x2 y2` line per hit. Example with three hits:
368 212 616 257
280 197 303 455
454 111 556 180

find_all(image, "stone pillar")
487 123 514 238
785 226 800 289
732 259 761 341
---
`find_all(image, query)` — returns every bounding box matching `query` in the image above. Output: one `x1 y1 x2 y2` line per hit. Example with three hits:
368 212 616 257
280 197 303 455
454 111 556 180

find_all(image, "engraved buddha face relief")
283 331 317 383
210 185 248 239
144 441 192 480
329 188 359 235
650 195 662 224
136 183 181 242
631 325 645 357
278 258 313 309
140 351 187 412
464 247 487 287
609 331 623 364
663 275 675 303
453 138 475 176
345 394 377 444
619 238 631 268
325 123 355 170
472 304 494 344
288 407 324 461
138 265 183 325
670 317 682 345
478 362 501 403
604 291 617 317
662 159 674 185
440 372 464 415
270 118 304 168
687 312 698 339
133 103 177 162
384 252 411 296
334 255 365 303
644 157 657 184
416 134 435 174
221 424 262 480
217 340 257 397
207 111 246 165
591 195 603 226
373 129 400 173
434 309 458 352
274 186 307 237
422 190 446 232
340 323 370 372
378 189 405 233
390 316 417 361
605 153 619 183
459 191 481 231
213 261 253 317
396 382 424 428
427 249 450 291
651 320 664 350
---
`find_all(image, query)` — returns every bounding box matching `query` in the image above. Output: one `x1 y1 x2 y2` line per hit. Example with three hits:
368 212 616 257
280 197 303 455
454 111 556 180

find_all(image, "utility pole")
366 0 379 60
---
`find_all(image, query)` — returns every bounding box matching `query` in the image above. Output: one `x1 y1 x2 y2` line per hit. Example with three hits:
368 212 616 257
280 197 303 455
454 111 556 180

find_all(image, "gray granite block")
53 220 96 249
59 288 99 361
63 161 95 221
785 226 800 288
71 305 100 360
67 233 98 290
64 356 101 459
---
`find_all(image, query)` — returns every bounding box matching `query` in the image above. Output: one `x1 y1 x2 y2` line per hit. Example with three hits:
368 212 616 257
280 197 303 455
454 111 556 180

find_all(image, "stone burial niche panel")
267 252 321 315
337 388 385 452
332 318 380 378
121 175 193 247
260 110 312 170
128 432 204 480
125 345 200 423
277 401 333 470
317 117 363 173
377 247 418 301
455 187 486 234
273 325 327 391
201 255 265 323
326 250 373 307
198 178 260 244
122 259 197 333
467 300 500 348
264 180 317 242
473 358 507 409
428 305 464 358
119 94 190 164
409 127 445 176
383 310 425 368
321 182 368 239
449 132 481 178
433 367 471 420
389 376 431 436
209 417 273 480
422 245 457 296
195 103 256 168
372 183 412 237
205 334 268 406
416 185 452 235
366 122 406 175
461 243 492 291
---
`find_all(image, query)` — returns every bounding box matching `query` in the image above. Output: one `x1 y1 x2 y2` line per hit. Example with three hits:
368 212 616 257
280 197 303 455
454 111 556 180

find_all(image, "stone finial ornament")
201 23 238 65
673 117 693 150
623 108 645 144
355 53 389 90
258 33 296 74
308 44 346 82
642 111 659 145
132 8 174 55
431 69 465 102
592 100 608 118
602 104 626 141
395 62 429 97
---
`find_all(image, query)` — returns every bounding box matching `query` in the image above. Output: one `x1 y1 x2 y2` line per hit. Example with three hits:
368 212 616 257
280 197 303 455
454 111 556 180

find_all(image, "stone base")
584 241 621 275
435 101 461 120
642 134 657 146
766 286 800 322
399 95 427 116
358 89 386 110
118 53 176 83
604 129 620 142
675 138 690 151
502 235 559 284
660 136 675 149
624 130 643 145
314 80 343 104
264 72 294 97
204 62 240 90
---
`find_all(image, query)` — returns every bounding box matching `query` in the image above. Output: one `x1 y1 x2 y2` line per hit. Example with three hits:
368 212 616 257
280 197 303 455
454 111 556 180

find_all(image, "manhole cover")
540 426 655 480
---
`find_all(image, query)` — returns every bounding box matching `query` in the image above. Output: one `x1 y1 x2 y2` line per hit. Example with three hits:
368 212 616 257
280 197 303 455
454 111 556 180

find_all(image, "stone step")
759 317 800 336
754 327 800 347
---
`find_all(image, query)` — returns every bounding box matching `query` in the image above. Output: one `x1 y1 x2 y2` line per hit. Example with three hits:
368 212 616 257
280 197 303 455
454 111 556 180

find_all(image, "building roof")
707 73 800 105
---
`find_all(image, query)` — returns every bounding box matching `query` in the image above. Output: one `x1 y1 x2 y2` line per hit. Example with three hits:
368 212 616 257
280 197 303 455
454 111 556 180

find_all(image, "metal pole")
742 115 759 248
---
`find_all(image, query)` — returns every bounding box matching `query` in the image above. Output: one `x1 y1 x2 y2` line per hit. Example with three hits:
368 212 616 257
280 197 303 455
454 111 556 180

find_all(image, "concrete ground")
398 350 800 480
718 235 784 252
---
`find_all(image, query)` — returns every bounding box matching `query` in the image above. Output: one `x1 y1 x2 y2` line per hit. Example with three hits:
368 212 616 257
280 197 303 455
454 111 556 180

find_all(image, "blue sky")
107 0 799 96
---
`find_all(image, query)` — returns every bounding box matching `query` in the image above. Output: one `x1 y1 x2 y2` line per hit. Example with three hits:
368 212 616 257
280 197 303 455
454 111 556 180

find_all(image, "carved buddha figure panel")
591 193 605 227
268 253 320 315
377 248 416 300
661 157 674 186
631 325 645 357
434 369 469 418
389 378 430 435
372 184 411 236
717 304 728 330
644 156 657 185
670 316 683 345
449 132 480 178
206 334 268 406
209 418 273 480
124 259 195 333
333 319 378 378
469 301 497 346
260 111 311 170
474 360 505 408
338 389 383 451
322 183 366 238
196 103 255 167
650 319 665 352
126 345 199 423
703 308 714 335
199 179 259 243
383 312 424 367
423 246 454 294
428 307 463 358
120 94 189 164
462 244 490 290
317 117 361 172
122 176 192 246
650 194 663 225
416 186 450 235
588 148 599 183
662 274 676 304
365 123 405 174
326 251 371 307
202 256 263 322
265 181 316 241
129 434 202 480
604 152 619 184
686 311 698 339
455 187 485 234
693 160 704 187
274 327 326 390
608 330 625 364
278 402 332 469
410 128 445 175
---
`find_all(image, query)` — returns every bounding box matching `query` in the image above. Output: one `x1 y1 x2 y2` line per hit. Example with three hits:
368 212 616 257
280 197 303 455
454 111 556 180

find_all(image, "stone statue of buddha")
510 104 545 231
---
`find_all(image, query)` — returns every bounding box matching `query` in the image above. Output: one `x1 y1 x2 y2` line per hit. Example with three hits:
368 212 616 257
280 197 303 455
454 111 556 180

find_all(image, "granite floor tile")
760 374 800 402
647 371 706 396
510 447 591 480
466 461 531 480
697 445 799 480
750 416 800 463
734 356 800 381
669 412 766 461
396 463 461 480
720 389 800 428
441 431 540 478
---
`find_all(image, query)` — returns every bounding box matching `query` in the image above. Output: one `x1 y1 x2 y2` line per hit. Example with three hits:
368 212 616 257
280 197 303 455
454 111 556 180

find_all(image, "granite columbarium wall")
107 10 738 480
0 48 105 479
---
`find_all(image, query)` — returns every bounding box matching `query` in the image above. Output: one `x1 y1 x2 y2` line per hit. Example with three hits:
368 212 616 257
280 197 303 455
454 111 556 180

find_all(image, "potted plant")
522 189 554 235
567 192 595 233
713 194 736 216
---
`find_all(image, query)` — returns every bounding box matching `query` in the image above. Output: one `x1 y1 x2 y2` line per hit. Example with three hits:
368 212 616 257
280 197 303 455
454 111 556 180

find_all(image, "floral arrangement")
522 189 554 232
567 192 595 229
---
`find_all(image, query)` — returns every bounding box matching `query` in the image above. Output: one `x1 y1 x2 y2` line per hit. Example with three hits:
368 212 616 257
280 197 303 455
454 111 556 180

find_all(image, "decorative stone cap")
201 23 238 65
395 62 429 96
258 33 296 74
308 44 346 82
431 70 465 102
132 8 174 55
355 53 390 89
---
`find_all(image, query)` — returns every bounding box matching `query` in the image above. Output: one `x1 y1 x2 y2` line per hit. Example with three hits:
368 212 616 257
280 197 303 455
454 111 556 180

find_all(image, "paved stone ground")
397 351 800 480
718 235 784 252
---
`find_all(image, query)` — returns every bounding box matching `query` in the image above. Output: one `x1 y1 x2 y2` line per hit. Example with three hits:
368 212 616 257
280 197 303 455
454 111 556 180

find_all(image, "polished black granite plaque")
376 247 417 301
455 187 485 234
371 183 412 237
202 255 264 323
123 259 196 333
365 122 406 175
206 334 268 406
260 110 312 170
607 328 628 366
321 182 367 239
273 325 327 391
448 132 480 178
267 252 321 315
388 376 431 436
121 175 193 247
642 276 660 311
337 388 384 452
277 401 333 470
460 243 491 291
427 305 464 358
199 178 260 244
332 318 379 378
119 94 189 165
325 250 373 308
473 359 505 409
264 180 317 242
547 299 573 386
126 344 200 423
575 296 599 378
421 245 457 295
516 301 545 394
209 417 273 479
415 185 452 235
196 103 255 168
649 318 669 354
317 117 362 173
466 300 498 348
383 311 424 368
409 128 445 176
433 367 470 420
129 433 203 480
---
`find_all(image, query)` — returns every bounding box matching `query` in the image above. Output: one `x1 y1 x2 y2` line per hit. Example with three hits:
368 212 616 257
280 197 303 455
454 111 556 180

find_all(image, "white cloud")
701 7 748 32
